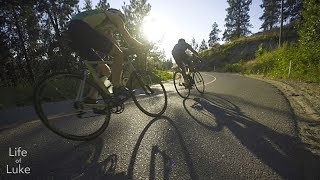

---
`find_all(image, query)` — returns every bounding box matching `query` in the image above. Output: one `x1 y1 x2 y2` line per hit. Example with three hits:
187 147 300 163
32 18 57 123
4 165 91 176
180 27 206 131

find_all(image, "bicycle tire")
128 71 167 117
34 73 111 141
173 71 190 98
193 71 205 94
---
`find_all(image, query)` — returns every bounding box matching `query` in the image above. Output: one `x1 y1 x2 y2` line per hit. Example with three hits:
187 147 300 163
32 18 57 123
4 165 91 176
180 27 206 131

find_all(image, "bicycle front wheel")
173 71 190 98
128 71 167 117
34 73 111 141
193 71 205 94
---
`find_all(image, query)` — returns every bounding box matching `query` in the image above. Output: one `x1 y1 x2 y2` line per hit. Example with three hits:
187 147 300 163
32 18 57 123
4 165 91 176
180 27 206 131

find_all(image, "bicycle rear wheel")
34 73 111 141
128 71 167 117
193 71 205 93
173 71 190 98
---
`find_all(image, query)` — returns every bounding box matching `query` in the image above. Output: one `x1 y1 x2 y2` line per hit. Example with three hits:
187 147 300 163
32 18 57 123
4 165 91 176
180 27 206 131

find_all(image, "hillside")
200 23 298 71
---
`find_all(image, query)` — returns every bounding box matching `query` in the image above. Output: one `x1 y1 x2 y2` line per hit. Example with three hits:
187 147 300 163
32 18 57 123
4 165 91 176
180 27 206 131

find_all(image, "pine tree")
283 0 302 22
83 0 93 11
199 39 208 51
223 0 252 41
259 0 280 30
208 22 221 47
259 0 302 30
96 0 110 12
191 37 198 51
122 0 151 39
122 0 151 69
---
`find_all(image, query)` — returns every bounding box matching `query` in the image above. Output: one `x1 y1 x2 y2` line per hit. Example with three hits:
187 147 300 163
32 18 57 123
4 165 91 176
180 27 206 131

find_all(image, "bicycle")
173 62 205 98
33 47 168 141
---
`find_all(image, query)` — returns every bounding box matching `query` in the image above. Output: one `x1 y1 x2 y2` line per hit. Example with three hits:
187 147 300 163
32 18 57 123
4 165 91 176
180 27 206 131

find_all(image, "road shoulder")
243 74 320 156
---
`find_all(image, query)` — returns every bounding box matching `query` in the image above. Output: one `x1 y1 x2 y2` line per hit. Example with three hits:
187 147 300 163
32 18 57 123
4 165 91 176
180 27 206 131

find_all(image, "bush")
153 70 172 81
224 63 243 73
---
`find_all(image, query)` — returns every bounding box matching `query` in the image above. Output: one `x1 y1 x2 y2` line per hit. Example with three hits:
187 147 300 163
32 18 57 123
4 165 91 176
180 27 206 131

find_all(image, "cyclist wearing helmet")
67 8 143 103
172 38 201 86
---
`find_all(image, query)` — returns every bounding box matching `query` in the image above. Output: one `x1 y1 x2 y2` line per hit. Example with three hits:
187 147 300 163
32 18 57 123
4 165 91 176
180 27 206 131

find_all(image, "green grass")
226 43 320 82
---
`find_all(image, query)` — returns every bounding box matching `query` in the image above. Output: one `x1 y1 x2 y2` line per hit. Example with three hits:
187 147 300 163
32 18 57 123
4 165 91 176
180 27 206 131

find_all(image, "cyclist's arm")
117 23 143 47
106 12 143 47
187 44 202 60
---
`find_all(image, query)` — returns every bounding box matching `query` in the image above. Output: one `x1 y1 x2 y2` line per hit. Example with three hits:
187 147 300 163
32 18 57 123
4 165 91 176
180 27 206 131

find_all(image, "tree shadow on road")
183 92 320 179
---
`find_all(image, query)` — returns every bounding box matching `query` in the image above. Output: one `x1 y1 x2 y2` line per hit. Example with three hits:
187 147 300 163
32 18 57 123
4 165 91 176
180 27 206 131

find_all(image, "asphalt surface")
0 72 316 179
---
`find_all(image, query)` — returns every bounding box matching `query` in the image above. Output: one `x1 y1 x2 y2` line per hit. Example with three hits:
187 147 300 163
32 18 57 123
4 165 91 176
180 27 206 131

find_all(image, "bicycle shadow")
182 92 320 179
29 116 196 179
127 116 197 180
29 137 127 179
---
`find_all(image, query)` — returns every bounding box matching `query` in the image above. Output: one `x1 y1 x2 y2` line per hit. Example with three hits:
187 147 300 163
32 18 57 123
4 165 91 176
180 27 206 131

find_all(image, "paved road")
0 72 318 179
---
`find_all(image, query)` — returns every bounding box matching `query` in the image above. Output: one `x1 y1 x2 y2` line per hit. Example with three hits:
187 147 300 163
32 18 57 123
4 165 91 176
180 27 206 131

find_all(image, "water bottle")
100 76 113 94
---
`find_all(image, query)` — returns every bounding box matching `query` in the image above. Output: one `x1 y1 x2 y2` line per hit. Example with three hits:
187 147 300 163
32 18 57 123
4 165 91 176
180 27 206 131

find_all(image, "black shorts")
172 52 192 67
67 20 113 61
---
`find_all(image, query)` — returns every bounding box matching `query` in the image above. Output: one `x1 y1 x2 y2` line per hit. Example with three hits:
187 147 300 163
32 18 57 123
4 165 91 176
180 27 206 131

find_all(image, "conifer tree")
223 0 252 41
208 22 221 47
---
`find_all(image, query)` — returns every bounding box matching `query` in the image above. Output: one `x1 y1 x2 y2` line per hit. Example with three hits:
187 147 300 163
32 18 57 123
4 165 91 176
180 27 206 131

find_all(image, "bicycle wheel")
128 71 167 117
173 71 190 98
34 73 111 141
193 71 205 94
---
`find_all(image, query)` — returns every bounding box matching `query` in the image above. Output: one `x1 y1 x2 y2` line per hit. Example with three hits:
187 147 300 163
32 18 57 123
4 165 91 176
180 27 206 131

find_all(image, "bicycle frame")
75 57 148 108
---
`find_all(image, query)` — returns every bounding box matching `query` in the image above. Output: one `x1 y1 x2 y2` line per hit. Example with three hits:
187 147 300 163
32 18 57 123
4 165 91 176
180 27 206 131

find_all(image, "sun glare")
142 14 168 42
142 14 180 57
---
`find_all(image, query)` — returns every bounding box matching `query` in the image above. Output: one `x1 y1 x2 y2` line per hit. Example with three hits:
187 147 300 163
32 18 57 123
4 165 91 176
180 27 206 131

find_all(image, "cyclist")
172 38 201 86
67 8 144 103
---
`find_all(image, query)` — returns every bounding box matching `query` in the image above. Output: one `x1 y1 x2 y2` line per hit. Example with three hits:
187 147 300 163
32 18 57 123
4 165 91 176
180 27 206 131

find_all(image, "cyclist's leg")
173 54 188 81
108 43 124 88
107 42 132 99
67 20 112 100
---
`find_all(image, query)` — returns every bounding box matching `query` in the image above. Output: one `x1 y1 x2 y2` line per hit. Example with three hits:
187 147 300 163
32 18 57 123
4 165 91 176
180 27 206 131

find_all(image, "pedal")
111 103 124 114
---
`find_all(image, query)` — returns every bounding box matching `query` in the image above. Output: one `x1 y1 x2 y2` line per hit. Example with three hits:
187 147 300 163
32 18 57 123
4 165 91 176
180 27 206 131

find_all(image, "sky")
79 0 264 58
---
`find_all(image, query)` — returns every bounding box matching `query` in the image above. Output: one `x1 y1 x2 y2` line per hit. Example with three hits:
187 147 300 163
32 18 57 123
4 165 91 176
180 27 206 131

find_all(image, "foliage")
232 43 319 82
298 0 320 49
259 0 281 30
0 0 79 88
208 22 221 47
83 0 93 10
223 0 252 41
224 63 243 73
235 0 319 82
199 22 298 73
190 37 198 51
259 0 302 31
96 0 110 11
122 0 151 40
199 39 208 51
153 70 172 81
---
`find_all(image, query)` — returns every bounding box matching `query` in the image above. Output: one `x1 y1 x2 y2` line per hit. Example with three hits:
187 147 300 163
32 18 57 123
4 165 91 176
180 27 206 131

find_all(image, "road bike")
173 62 205 98
33 46 167 141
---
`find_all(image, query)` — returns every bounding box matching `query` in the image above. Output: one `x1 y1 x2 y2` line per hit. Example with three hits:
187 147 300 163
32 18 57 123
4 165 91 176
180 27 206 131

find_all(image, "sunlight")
142 13 180 58
142 14 167 42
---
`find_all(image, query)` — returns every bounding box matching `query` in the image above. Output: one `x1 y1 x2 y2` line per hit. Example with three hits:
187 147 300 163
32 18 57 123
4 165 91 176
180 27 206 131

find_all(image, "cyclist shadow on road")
35 116 196 179
127 116 197 180
183 92 320 179
38 137 127 179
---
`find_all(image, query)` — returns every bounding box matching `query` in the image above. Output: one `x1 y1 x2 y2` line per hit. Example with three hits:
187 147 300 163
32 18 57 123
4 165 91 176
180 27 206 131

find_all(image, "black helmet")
178 38 185 43
107 8 125 22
